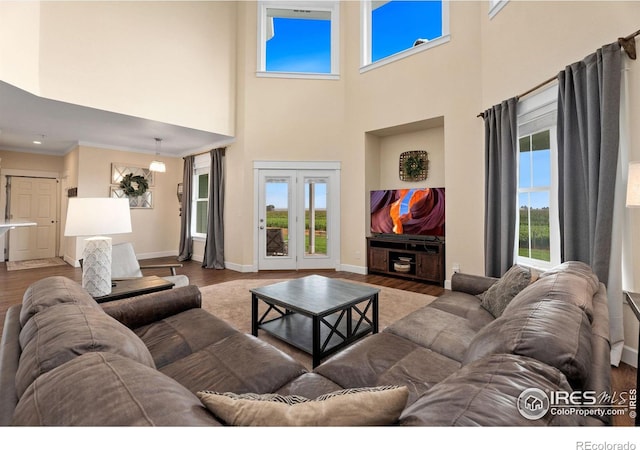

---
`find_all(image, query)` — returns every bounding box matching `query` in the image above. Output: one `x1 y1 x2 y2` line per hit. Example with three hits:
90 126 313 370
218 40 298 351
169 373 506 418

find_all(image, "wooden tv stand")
367 236 445 286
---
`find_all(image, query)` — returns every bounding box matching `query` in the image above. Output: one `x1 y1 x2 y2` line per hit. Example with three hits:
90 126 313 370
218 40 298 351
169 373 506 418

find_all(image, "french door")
255 163 340 271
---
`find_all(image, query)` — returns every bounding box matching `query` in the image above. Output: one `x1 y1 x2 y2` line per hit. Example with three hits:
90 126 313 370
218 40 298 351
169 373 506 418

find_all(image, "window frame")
256 0 340 80
360 0 450 73
191 154 211 239
488 0 509 19
515 84 560 271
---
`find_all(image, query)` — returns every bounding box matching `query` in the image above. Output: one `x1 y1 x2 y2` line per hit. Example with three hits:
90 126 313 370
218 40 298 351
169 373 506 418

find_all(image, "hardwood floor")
0 256 636 426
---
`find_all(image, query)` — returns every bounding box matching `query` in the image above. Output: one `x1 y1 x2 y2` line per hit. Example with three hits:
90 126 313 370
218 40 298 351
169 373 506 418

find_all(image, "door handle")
259 226 265 230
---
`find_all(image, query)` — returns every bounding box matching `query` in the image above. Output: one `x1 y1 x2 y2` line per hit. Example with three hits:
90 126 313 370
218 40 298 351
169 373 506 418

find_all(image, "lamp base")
82 237 112 297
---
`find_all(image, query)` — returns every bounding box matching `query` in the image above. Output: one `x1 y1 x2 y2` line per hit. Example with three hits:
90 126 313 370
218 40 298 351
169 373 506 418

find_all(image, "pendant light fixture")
149 137 166 173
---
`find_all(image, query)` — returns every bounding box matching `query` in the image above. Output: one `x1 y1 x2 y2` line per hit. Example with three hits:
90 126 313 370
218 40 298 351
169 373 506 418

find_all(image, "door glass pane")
265 178 289 257
304 178 328 256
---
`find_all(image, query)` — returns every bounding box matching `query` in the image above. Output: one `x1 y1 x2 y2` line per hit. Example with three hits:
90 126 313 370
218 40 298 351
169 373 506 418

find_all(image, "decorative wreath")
399 150 428 182
404 155 425 179
119 173 149 198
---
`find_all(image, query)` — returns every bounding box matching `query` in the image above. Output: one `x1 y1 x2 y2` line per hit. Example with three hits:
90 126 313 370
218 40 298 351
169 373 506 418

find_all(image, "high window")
516 85 560 270
257 1 340 79
361 0 450 72
192 154 210 238
488 0 509 19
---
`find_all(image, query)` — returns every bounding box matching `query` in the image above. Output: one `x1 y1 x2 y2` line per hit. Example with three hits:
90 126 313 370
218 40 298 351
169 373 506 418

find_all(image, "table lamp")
627 161 640 208
64 198 132 297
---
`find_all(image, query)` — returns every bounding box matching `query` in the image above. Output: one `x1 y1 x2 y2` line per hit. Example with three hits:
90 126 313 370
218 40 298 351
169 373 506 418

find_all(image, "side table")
623 291 640 426
93 276 174 303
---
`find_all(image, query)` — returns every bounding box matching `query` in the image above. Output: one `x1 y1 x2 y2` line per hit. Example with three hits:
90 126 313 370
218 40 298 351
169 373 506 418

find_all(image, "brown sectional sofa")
0 261 611 426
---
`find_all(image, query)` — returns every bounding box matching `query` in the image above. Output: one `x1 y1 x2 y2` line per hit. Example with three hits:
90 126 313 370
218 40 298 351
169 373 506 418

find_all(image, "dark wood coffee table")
251 275 380 368
93 276 174 303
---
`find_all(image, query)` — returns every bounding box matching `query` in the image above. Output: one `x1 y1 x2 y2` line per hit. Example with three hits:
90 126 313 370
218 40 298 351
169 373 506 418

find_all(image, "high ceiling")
0 81 232 158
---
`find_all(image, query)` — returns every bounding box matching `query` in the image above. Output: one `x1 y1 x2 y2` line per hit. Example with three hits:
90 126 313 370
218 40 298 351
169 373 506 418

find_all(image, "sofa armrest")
0 305 22 426
451 272 499 296
100 285 202 329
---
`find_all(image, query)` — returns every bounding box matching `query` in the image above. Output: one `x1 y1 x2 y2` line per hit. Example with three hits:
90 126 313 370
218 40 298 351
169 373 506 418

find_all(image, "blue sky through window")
266 17 331 73
372 1 443 62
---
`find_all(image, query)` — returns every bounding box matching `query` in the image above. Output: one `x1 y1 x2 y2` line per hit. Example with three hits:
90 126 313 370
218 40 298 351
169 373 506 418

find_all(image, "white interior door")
256 164 340 271
8 177 58 261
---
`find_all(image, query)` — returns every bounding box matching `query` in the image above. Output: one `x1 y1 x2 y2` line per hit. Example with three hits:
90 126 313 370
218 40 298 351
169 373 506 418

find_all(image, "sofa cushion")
160 333 307 395
539 260 599 290
16 304 156 398
197 385 408 426
426 292 495 331
384 307 478 362
505 270 597 322
12 352 220 426
477 264 532 318
135 308 239 368
20 276 99 327
463 299 592 389
314 333 460 405
400 354 584 426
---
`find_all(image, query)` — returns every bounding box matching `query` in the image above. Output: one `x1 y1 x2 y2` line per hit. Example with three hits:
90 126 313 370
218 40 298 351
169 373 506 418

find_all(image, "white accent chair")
111 242 190 288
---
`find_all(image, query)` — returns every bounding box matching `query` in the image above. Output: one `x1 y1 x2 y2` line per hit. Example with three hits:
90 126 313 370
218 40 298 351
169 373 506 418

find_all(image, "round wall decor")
119 173 149 198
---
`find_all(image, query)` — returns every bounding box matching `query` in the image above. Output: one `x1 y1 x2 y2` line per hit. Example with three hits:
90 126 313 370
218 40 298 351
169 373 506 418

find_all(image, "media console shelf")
367 236 445 286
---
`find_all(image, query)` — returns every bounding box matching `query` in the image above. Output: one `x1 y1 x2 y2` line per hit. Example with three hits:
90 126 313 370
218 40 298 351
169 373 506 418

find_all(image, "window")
488 0 509 19
192 153 211 238
516 85 560 270
361 0 450 72
257 1 340 79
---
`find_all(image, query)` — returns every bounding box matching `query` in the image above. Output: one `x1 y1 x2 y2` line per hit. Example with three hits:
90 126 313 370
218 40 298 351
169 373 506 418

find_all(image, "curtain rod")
186 147 227 159
477 28 639 118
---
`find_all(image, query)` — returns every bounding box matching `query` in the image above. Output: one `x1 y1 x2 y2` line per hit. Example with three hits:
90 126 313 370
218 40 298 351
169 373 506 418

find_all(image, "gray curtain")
177 155 194 261
557 42 623 365
483 97 519 278
557 42 621 284
202 148 225 269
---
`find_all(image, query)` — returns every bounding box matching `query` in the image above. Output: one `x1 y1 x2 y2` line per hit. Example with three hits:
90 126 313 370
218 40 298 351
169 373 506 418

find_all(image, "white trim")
257 0 340 77
137 250 179 260
256 71 340 81
488 0 509 20
253 160 341 171
360 0 450 73
621 344 638 368
338 263 368 275
224 261 256 273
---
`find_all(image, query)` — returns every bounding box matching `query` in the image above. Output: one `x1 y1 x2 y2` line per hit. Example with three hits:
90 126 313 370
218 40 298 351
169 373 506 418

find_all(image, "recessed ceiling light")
33 140 42 145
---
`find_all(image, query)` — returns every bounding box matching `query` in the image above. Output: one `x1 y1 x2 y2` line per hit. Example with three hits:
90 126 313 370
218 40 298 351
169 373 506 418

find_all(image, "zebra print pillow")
197 385 408 426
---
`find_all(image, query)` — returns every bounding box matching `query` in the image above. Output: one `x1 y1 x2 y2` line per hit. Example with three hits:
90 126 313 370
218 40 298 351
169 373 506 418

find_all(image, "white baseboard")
224 261 255 273
339 263 368 275
137 251 179 260
621 344 638 368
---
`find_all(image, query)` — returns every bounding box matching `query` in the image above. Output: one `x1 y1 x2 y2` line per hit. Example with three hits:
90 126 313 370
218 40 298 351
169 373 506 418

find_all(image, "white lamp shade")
149 160 166 172
627 161 640 208
64 198 132 236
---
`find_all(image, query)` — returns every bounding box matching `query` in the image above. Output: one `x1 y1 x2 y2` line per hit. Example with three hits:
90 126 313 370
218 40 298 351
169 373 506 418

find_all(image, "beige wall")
2 1 237 136
0 1 40 93
479 0 640 367
70 145 183 260
1 1 639 362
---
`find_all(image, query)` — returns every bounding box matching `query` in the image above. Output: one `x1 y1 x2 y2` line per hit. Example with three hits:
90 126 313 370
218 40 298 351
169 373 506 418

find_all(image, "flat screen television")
370 188 445 239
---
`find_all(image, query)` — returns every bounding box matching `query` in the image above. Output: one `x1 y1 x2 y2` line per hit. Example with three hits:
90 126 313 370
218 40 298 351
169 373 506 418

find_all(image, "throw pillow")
477 264 532 318
197 385 409 426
